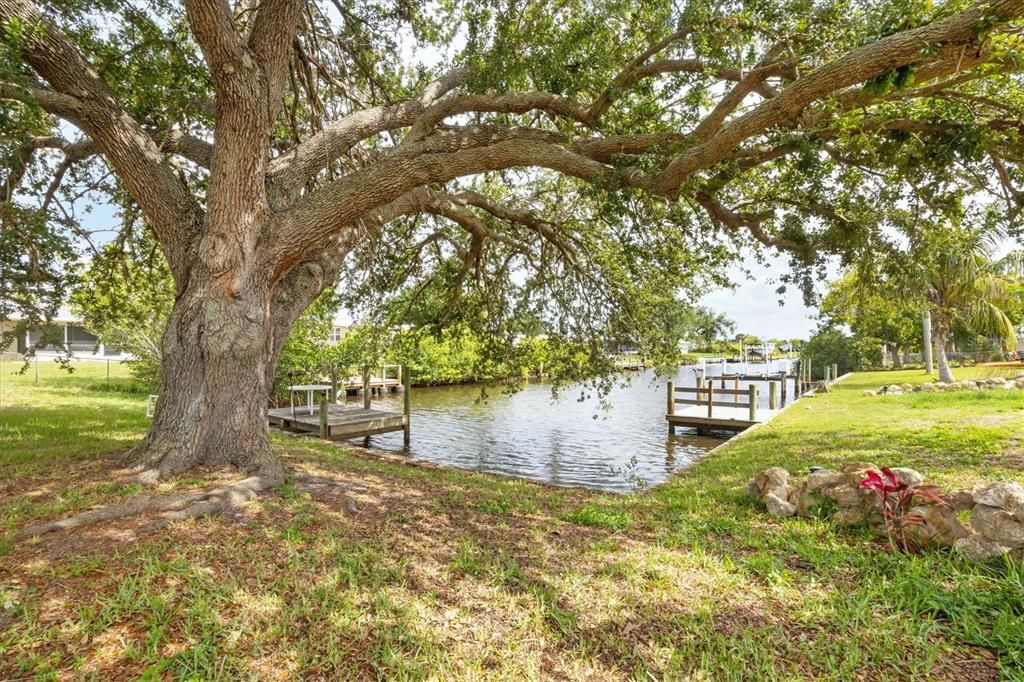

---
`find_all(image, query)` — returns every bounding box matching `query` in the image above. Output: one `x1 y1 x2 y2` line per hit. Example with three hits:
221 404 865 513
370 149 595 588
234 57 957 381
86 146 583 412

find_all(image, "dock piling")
769 382 778 410
319 398 328 438
706 382 714 418
362 366 371 409
748 385 757 421
403 366 412 447
667 380 676 434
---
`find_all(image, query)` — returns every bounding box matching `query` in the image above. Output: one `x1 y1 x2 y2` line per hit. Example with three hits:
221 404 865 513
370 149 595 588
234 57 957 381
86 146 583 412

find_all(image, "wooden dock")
666 378 787 435
271 367 412 445
667 404 781 434
666 359 836 435
269 404 409 442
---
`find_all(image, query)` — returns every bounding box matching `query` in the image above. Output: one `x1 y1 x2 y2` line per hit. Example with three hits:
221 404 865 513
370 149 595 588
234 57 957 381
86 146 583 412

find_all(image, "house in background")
0 307 131 361
3 309 356 361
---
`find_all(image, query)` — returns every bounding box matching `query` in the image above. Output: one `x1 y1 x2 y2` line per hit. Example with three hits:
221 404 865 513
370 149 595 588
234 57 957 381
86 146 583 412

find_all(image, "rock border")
863 375 1024 397
746 464 1024 562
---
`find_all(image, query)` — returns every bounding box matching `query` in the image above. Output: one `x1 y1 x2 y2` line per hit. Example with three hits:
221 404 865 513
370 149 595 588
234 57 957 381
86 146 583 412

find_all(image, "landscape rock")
788 484 820 517
920 384 937 393
765 492 797 517
841 461 880 487
947 488 975 511
889 467 925 487
862 390 877 397
972 481 1024 511
806 469 845 492
955 535 1011 562
971 505 1024 548
754 466 790 500
822 483 867 509
903 504 969 547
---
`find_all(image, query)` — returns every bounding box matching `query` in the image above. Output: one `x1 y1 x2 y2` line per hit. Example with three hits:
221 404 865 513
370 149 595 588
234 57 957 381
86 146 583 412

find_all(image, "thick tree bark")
892 345 903 369
933 325 956 383
134 277 285 484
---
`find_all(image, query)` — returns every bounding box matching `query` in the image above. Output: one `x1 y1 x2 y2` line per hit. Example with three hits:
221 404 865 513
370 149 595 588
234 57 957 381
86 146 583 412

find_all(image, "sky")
698 256 824 340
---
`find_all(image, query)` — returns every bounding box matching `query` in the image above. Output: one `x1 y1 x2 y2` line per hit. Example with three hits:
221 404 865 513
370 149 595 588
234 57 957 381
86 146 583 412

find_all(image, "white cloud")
699 255 827 339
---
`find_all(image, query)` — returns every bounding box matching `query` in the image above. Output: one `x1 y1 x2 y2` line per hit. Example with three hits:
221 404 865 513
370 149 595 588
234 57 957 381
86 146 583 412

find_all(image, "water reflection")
344 362 795 493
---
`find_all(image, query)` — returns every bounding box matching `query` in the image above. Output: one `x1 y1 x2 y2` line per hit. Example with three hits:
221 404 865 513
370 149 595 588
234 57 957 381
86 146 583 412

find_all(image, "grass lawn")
1 362 1023 680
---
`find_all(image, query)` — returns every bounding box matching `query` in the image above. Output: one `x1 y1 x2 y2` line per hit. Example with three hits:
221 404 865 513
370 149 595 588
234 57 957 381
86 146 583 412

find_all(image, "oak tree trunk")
132 278 285 484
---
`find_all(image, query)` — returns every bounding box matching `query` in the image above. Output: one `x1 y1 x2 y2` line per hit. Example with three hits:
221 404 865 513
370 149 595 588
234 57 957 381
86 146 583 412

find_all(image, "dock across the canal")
666 360 836 435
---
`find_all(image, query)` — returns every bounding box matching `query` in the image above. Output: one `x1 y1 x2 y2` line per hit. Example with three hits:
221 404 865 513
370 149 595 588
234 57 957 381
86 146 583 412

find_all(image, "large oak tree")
3 0 1024 490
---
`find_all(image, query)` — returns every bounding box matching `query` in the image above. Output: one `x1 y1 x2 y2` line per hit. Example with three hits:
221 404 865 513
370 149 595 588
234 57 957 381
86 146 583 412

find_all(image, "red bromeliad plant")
860 468 950 552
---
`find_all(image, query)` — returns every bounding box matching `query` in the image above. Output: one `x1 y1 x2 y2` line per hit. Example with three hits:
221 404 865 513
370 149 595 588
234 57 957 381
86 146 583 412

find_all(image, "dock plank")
269 404 408 441
666 405 781 433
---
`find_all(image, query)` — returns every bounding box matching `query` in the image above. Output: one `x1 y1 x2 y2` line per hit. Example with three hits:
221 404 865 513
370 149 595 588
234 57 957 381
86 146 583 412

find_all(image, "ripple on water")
344 363 795 493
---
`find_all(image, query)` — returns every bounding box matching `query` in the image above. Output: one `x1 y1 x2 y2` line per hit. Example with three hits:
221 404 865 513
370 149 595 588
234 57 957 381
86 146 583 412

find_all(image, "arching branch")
654 0 1024 193
266 68 468 193
0 0 204 280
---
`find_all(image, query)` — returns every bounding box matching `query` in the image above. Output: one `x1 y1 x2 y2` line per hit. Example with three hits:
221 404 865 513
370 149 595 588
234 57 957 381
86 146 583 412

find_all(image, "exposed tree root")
15 474 275 541
14 466 366 542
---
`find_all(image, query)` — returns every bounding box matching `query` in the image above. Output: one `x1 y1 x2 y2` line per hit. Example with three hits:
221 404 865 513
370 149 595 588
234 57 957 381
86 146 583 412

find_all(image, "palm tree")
914 229 1023 382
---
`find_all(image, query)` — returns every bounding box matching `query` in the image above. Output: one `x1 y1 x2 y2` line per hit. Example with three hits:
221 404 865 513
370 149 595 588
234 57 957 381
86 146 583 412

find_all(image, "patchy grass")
0 366 1023 679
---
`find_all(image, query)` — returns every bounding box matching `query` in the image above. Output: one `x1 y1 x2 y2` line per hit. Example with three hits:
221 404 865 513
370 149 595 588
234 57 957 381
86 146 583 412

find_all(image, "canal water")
345 361 796 493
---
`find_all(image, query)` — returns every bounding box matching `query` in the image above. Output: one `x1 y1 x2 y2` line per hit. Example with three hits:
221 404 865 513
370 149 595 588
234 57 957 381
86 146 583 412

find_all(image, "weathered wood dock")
667 404 782 433
271 368 412 445
667 359 839 435
666 377 789 435
268 404 409 443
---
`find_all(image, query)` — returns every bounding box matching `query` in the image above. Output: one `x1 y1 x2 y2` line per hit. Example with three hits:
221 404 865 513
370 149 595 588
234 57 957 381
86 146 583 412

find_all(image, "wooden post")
707 382 714 418
667 380 675 435
319 397 329 439
734 377 740 404
402 365 411 447
748 385 757 421
330 365 338 403
362 366 371 409
769 381 778 410
780 375 787 404
832 363 838 381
